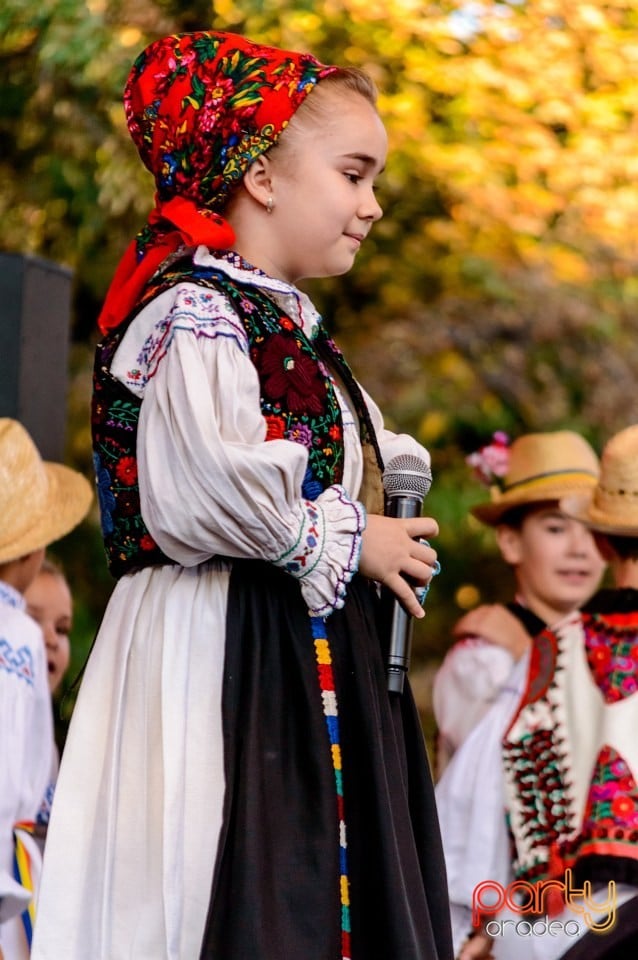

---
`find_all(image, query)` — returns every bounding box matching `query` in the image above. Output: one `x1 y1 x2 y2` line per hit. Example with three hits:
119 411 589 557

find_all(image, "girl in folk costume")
32 31 452 960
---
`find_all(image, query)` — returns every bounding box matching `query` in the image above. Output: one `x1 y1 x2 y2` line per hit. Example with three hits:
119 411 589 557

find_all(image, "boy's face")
496 504 606 624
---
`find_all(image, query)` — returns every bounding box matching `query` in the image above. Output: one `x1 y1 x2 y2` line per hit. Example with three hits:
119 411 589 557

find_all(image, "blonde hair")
315 66 378 106
272 66 379 159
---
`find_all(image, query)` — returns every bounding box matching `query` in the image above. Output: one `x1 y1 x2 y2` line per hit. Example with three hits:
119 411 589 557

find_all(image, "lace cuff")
272 485 366 617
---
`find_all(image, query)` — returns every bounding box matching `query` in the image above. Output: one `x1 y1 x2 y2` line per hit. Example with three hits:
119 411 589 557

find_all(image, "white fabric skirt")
32 562 229 960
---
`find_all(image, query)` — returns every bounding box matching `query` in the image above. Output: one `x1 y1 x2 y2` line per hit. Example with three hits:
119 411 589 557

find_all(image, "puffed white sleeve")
432 638 517 758
114 285 365 617
0 613 52 925
435 652 529 955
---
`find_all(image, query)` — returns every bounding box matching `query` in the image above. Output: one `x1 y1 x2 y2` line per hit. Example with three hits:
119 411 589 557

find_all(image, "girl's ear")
242 155 273 207
496 524 524 566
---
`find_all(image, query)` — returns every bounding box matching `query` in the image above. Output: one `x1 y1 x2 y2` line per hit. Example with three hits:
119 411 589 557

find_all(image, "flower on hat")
466 431 510 489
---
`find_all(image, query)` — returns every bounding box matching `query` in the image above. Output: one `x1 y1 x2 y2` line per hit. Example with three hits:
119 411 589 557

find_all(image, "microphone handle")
383 493 422 694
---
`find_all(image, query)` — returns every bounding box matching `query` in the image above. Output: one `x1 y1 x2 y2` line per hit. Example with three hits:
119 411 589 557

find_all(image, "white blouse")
0 580 52 959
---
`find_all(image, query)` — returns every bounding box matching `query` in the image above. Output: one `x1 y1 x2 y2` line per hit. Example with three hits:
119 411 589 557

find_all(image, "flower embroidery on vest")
254 332 326 416
583 613 638 703
91 260 379 577
582 745 638 830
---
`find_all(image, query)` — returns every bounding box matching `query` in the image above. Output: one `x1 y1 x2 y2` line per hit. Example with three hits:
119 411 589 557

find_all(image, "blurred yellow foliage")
4 0 638 662
419 410 449 444
455 584 482 610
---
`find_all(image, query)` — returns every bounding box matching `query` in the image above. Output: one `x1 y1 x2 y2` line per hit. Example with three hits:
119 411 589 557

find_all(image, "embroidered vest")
502 607 638 886
92 259 383 578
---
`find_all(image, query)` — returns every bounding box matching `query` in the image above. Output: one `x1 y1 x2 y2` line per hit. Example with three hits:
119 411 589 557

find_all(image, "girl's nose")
361 188 383 223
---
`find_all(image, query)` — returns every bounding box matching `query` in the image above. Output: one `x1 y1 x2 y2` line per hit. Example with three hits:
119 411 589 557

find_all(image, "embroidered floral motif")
505 612 638 884
582 745 638 829
93 451 116 537
92 370 167 576
275 500 324 577
37 781 56 826
287 423 313 448
302 467 324 501
92 260 373 577
503 726 571 881
0 640 34 686
583 612 638 703
115 456 138 486
254 332 326 415
122 288 250 393
157 261 349 492
264 416 286 440
0 581 24 611
126 33 330 217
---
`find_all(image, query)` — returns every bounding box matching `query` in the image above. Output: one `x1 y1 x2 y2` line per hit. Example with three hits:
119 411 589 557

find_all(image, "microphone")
381 454 433 694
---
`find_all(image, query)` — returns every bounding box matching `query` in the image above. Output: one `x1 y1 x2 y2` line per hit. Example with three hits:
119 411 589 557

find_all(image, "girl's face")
497 505 606 624
261 89 387 282
25 570 72 695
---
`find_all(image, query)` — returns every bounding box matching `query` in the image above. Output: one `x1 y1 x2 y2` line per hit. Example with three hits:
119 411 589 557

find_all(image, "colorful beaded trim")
311 616 351 960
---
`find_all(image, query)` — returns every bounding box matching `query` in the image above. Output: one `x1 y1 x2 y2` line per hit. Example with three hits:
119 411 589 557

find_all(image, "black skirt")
559 897 638 959
199 561 453 960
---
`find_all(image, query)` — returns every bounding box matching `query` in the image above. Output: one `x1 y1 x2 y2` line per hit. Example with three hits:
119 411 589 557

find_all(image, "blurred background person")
433 430 606 780
24 560 72 699
433 430 607 959
0 419 91 960
471 422 638 959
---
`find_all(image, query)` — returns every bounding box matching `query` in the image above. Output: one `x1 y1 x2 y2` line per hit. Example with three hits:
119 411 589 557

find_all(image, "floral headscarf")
98 31 336 334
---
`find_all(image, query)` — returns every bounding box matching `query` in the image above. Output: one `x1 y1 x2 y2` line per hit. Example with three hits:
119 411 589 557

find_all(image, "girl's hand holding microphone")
359 514 440 619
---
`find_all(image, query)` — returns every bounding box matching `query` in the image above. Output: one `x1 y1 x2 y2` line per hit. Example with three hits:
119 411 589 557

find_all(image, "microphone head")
382 454 432 501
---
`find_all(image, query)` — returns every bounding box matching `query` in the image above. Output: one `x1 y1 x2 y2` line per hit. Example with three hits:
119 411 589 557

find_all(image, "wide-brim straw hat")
471 431 600 526
0 418 93 564
561 424 638 535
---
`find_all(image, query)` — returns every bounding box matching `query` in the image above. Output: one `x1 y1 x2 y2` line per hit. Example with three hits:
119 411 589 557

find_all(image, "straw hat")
0 418 93 564
561 424 638 535
471 431 600 526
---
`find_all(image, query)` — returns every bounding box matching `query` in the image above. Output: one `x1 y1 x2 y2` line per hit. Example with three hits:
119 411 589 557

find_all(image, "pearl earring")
266 196 274 214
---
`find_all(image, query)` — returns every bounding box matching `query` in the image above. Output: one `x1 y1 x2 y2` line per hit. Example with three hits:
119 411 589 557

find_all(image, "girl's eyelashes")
344 171 363 183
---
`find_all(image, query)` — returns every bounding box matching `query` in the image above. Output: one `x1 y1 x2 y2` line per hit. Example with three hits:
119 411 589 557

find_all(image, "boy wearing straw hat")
433 430 606 778
498 422 638 958
0 418 92 960
438 427 638 960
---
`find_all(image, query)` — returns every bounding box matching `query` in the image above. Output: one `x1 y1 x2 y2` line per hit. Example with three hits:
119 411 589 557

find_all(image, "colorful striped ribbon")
13 820 38 947
311 615 351 960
